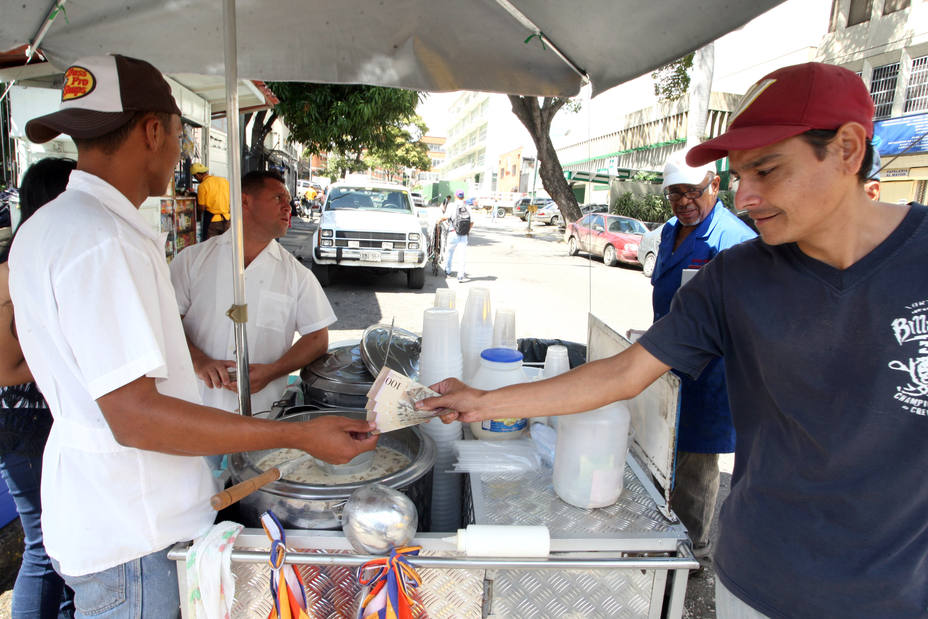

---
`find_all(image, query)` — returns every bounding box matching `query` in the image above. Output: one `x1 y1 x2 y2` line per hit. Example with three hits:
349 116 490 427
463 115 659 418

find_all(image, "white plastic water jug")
469 348 528 440
553 401 631 508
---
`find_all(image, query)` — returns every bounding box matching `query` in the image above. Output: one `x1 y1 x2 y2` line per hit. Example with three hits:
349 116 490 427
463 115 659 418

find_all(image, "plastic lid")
480 348 523 363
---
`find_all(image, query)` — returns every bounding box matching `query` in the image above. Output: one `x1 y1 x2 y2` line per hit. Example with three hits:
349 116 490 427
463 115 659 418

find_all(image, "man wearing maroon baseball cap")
11 54 376 615
419 61 928 618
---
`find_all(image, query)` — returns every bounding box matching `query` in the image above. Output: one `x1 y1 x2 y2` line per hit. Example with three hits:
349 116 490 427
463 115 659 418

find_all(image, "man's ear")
834 122 868 177
139 113 164 151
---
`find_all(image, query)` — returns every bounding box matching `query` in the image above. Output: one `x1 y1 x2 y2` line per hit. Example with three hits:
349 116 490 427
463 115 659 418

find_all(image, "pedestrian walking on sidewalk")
443 190 472 281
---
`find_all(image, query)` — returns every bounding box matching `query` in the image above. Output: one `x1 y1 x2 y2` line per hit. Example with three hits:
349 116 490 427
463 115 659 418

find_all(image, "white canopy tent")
0 0 785 414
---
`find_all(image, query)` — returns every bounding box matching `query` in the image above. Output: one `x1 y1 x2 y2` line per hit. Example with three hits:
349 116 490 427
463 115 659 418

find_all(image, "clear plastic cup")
460 288 493 382
492 308 517 349
434 288 456 309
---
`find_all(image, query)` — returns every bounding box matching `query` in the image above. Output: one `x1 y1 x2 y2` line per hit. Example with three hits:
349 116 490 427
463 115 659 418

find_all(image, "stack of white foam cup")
460 287 493 383
418 307 464 531
492 308 517 349
434 287 456 310
542 345 571 429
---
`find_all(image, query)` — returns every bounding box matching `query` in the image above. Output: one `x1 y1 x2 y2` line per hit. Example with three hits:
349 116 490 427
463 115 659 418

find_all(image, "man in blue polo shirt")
652 152 755 560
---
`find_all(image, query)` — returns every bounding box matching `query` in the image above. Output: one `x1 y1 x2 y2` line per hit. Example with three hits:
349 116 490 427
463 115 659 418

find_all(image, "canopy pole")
222 0 252 416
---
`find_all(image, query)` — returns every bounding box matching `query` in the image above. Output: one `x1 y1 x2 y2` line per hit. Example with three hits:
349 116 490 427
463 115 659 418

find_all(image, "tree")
241 109 278 173
363 116 432 183
651 53 694 102
508 96 582 223
267 83 425 177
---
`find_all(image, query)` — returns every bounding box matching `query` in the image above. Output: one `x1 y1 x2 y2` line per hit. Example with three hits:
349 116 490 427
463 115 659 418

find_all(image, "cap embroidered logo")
728 78 776 127
61 66 96 101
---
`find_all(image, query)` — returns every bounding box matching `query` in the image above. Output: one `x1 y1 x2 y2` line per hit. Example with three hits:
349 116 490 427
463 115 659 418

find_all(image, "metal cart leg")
665 567 689 619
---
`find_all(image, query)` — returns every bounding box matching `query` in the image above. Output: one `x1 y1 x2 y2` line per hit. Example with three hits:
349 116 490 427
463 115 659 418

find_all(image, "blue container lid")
480 348 523 363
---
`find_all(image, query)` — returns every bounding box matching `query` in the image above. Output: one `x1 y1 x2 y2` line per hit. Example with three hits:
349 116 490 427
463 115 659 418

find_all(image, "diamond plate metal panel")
227 547 482 619
475 465 675 538
488 568 655 619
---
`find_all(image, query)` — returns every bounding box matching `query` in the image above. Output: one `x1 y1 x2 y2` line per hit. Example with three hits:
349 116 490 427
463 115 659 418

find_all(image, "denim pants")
444 232 468 276
670 451 720 551
54 547 180 619
0 449 74 618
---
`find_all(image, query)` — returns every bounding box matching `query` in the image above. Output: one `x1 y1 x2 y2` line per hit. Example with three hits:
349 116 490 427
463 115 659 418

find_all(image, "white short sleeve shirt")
169 230 336 414
8 171 216 576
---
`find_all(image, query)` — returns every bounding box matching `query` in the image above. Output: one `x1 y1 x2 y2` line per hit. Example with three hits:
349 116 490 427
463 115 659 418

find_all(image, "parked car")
566 213 648 267
410 191 426 208
533 201 564 226
579 203 608 216
513 197 553 221
637 223 664 277
312 180 427 289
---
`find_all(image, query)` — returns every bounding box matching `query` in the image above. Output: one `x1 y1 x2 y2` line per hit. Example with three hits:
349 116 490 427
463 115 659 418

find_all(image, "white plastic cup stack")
421 417 463 532
492 308 517 349
434 288 456 310
542 345 571 429
543 345 570 378
418 308 463 388
460 287 493 383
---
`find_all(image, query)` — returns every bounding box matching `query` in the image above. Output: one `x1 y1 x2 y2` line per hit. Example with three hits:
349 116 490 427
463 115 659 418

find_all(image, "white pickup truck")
311 180 428 289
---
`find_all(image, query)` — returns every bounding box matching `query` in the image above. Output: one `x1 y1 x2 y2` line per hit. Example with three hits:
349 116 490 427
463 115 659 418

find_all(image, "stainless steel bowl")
342 484 418 554
228 408 435 530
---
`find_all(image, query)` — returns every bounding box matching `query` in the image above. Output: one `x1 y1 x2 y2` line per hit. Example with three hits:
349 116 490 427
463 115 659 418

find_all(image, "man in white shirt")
443 190 472 282
12 54 376 616
171 170 335 418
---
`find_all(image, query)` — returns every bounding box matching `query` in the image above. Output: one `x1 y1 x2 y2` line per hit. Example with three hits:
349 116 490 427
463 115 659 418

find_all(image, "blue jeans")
54 547 180 619
444 232 468 277
0 449 74 618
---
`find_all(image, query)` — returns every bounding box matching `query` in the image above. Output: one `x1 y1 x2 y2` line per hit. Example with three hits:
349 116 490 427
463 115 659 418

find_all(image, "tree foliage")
267 82 428 179
651 53 694 102
508 96 582 223
363 115 431 182
612 191 672 224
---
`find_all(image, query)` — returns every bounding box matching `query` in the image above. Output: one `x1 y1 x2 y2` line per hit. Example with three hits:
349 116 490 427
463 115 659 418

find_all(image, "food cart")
0 2 785 616
168 316 696 617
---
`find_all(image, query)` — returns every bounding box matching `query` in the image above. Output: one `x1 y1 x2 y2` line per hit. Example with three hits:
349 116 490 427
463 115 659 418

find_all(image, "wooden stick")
210 467 281 511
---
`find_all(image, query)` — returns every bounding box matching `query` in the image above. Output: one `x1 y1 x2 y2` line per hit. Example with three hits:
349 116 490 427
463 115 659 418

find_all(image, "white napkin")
185 521 244 619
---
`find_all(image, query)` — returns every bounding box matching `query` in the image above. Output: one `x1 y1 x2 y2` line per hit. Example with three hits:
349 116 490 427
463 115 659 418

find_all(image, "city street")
282 211 656 345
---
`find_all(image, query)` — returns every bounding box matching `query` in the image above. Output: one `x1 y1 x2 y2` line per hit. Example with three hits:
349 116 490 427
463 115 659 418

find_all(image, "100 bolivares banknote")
366 367 447 434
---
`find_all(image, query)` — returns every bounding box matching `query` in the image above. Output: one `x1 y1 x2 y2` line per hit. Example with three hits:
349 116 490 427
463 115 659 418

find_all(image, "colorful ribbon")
357 546 424 619
261 511 310 619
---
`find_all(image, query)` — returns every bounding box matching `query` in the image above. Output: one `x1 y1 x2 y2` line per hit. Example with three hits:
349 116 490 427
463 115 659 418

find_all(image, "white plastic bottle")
553 401 631 509
443 525 550 557
469 348 528 440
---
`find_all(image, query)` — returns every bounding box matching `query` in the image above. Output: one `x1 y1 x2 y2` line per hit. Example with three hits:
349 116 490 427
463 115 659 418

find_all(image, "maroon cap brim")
686 124 813 167
26 108 136 144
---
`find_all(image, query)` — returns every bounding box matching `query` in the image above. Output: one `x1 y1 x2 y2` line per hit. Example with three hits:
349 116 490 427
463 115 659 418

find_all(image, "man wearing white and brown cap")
652 152 754 563
11 54 376 615
421 62 928 618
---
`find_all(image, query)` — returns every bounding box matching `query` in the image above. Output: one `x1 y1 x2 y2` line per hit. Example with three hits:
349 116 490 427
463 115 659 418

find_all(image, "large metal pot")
228 408 436 530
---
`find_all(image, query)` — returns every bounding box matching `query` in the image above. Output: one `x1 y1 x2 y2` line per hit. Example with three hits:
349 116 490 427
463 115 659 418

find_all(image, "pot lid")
305 344 374 385
360 323 420 380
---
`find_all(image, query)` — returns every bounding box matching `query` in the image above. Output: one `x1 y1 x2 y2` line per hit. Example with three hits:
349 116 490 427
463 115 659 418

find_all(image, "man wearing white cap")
12 54 376 615
652 152 754 561
423 62 928 618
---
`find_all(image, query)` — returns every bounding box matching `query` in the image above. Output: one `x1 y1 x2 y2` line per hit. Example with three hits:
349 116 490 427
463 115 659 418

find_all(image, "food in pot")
257 447 410 485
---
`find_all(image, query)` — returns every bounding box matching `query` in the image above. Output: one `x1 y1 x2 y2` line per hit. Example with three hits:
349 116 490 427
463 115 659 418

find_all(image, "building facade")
817 0 928 203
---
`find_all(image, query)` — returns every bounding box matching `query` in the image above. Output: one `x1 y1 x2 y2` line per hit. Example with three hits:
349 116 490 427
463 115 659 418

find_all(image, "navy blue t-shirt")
639 204 928 618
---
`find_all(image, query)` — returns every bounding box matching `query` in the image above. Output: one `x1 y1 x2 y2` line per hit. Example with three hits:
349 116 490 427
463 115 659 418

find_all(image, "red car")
566 213 649 267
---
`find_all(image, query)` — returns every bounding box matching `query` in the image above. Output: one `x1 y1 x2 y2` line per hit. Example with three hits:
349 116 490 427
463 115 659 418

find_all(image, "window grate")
904 56 928 114
871 63 899 120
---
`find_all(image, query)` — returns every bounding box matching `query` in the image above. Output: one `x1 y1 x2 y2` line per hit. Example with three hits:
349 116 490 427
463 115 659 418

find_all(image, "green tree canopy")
267 83 427 177
651 53 694 102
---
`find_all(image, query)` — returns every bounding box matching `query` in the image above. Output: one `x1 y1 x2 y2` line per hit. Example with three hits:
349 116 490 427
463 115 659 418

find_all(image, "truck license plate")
360 250 382 262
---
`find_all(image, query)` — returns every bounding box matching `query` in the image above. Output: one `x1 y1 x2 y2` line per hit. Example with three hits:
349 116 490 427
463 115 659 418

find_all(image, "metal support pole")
222 0 252 416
